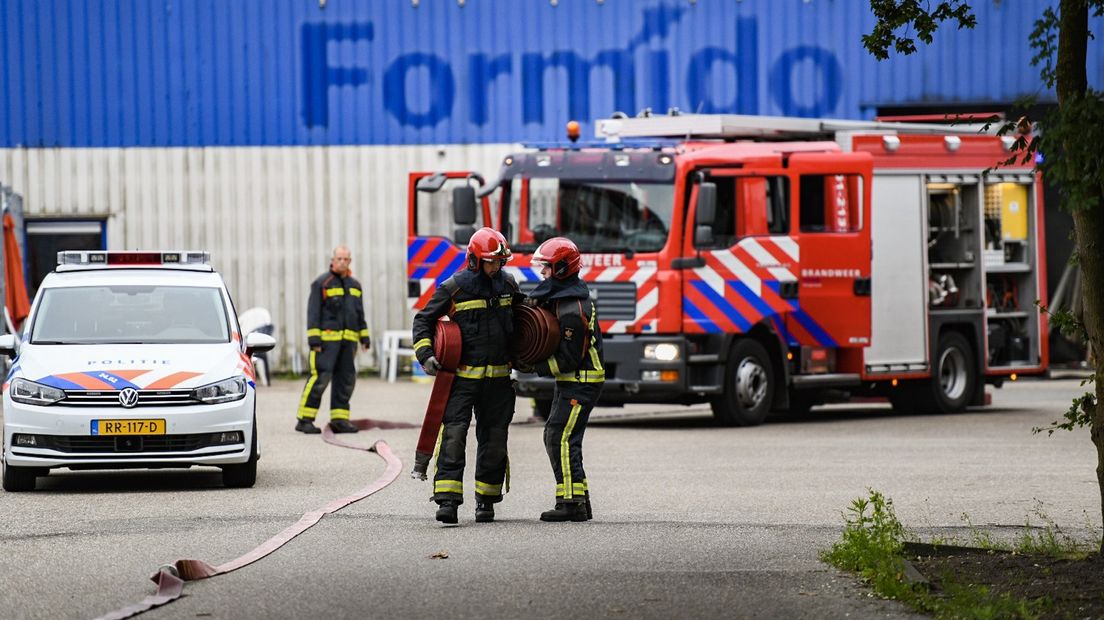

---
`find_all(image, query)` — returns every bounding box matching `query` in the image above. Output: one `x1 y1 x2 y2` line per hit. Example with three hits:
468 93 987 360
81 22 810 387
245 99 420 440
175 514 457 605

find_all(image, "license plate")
91 419 167 436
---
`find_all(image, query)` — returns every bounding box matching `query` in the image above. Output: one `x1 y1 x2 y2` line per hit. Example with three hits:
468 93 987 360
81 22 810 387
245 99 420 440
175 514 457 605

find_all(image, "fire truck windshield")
507 178 675 254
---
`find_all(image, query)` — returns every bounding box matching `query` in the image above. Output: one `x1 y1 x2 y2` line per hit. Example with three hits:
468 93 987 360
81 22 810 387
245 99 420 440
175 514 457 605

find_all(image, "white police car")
0 251 274 492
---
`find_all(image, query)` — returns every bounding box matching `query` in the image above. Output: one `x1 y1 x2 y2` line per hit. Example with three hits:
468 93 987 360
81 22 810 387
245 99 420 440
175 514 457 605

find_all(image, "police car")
0 251 274 492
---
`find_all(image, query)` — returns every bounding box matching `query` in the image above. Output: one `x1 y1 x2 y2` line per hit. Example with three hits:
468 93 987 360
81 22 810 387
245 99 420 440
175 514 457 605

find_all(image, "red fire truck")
407 114 1047 425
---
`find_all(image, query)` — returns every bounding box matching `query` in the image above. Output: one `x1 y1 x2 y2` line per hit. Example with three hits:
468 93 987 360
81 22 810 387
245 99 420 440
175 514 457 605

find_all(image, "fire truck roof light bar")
595 114 995 143
57 251 211 267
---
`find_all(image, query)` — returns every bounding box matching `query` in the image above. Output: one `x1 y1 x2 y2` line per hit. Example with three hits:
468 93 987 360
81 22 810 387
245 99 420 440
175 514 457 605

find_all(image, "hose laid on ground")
512 304 561 366
93 418 416 620
410 319 462 480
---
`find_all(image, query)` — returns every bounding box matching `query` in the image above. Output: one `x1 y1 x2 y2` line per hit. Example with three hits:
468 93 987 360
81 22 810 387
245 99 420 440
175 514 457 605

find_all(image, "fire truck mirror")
452 185 477 226
694 182 717 247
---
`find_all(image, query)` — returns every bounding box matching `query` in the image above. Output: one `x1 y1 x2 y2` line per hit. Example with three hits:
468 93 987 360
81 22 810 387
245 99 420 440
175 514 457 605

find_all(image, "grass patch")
821 489 1054 619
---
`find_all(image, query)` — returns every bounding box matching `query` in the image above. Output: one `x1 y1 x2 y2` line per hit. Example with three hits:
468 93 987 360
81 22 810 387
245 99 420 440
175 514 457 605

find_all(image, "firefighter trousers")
297 340 357 421
544 382 602 504
433 376 515 505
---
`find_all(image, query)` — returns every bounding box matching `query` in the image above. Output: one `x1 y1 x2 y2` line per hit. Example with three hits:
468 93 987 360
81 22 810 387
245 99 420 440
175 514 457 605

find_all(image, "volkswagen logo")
118 387 140 408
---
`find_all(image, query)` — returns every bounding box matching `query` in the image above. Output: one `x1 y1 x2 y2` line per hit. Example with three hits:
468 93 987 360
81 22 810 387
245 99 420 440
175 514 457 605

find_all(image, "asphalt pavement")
1 375 1097 619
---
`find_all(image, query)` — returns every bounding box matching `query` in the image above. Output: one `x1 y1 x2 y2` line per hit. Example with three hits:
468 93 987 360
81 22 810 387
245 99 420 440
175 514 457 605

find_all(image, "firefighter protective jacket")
412 268 520 377
527 276 605 383
306 270 370 348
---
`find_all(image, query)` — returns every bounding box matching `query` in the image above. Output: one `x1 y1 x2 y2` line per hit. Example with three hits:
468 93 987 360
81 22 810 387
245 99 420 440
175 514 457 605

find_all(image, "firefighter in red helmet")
412 227 520 524
524 237 604 522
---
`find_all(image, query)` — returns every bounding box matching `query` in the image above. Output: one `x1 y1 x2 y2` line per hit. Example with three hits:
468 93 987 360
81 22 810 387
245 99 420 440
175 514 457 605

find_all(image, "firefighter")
524 237 604 522
412 227 519 524
295 245 371 434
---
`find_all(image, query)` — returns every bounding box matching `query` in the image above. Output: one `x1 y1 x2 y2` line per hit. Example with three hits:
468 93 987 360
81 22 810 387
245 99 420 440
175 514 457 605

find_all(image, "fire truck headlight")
644 343 680 362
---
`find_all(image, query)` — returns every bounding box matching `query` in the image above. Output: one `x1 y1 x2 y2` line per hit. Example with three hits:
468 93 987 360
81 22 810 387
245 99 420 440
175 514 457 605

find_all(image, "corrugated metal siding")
3 1 1099 147
0 144 517 369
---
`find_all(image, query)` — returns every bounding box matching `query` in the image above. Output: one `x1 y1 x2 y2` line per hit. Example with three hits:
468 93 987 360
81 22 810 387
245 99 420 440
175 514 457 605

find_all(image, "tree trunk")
1074 205 1104 553
1056 0 1104 552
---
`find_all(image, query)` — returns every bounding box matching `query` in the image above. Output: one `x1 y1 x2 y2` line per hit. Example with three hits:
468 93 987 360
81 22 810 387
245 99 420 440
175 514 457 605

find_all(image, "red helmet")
532 237 581 279
467 227 513 271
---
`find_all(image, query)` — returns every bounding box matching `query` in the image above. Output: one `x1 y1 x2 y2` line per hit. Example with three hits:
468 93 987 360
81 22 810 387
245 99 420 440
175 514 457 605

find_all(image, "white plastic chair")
379 330 415 383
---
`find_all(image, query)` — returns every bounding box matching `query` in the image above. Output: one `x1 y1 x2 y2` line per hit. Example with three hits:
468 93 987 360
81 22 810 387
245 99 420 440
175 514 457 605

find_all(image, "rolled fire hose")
512 304 561 366
411 319 462 480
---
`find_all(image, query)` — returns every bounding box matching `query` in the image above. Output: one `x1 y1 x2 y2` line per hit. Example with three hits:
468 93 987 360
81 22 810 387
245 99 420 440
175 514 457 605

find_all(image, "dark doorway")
26 220 105 299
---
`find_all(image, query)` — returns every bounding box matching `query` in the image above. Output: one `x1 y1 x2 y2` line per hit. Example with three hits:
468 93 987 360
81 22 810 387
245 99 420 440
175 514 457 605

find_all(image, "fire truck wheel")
926 331 976 413
711 339 774 426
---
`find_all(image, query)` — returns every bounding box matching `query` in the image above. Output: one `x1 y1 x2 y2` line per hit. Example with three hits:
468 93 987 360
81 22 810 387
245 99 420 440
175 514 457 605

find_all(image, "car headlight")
191 377 248 404
644 343 680 361
9 378 65 406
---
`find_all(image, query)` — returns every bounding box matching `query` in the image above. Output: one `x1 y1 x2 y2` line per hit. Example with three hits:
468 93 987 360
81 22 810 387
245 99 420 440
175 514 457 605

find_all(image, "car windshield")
30 285 230 344
509 179 675 254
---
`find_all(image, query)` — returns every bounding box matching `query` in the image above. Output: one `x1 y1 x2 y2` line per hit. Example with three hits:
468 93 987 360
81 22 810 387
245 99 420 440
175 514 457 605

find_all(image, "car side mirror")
452 186 477 226
0 333 17 358
245 332 276 355
694 181 717 247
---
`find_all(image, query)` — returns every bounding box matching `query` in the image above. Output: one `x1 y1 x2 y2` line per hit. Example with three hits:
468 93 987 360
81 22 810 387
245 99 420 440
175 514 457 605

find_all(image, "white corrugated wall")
0 145 518 371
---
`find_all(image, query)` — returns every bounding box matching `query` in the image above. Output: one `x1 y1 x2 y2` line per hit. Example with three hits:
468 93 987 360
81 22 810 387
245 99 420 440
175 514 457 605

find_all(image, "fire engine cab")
407 114 1046 425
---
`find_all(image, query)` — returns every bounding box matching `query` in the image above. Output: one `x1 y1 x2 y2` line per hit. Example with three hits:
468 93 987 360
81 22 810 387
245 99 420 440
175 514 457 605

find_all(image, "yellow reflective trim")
325 287 345 296
414 338 432 351
359 329 370 337
486 365 511 378
297 351 319 417
498 296 513 306
434 480 464 494
330 408 350 420
455 365 486 379
431 423 445 497
560 402 582 500
320 330 342 342
554 369 605 383
455 364 511 379
350 288 362 298
306 328 321 337
588 304 604 371
475 481 503 496
342 329 360 342
547 356 561 376
554 482 588 494
454 299 489 312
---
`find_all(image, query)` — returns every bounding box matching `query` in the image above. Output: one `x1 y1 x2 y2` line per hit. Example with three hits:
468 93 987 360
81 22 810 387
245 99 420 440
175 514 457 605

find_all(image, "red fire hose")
512 304 560 365
94 419 416 620
410 319 462 480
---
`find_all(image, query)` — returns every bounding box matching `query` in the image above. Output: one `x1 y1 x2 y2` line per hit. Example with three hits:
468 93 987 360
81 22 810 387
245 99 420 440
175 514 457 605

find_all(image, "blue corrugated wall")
1 0 1100 147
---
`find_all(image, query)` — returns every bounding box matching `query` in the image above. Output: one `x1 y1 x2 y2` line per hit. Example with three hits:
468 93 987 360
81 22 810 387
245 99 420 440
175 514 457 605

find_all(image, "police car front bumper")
3 394 255 470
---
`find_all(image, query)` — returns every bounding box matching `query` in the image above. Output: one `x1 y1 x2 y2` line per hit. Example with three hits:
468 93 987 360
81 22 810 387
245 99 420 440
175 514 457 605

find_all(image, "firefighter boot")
329 419 359 434
540 502 588 522
295 419 321 434
475 502 495 523
435 500 459 524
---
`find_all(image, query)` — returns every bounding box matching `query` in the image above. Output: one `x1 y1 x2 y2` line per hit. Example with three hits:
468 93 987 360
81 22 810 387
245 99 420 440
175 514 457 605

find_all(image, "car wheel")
3 460 37 492
711 339 774 427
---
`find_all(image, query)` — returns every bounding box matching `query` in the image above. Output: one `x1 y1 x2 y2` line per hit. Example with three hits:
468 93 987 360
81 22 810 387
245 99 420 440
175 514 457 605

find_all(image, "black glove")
514 360 535 374
423 355 441 376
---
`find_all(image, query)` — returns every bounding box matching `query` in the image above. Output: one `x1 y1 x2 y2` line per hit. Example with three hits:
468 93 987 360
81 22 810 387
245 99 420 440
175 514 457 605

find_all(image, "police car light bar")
57 251 211 266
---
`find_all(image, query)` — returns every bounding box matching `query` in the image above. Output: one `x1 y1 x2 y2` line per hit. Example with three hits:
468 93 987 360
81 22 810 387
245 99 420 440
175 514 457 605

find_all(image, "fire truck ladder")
595 113 996 143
